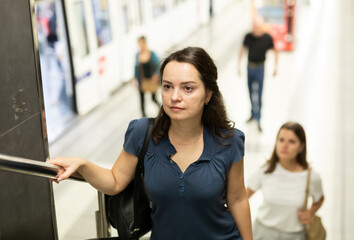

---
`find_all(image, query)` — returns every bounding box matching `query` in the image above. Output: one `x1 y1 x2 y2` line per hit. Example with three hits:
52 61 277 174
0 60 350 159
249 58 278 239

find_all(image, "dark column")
209 0 214 17
0 0 58 239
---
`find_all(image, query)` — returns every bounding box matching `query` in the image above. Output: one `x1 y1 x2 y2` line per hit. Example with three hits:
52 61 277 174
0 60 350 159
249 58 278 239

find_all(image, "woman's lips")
170 106 183 111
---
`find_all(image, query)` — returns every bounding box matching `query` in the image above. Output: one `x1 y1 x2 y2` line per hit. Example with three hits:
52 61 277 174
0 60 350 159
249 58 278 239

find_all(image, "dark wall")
0 0 58 239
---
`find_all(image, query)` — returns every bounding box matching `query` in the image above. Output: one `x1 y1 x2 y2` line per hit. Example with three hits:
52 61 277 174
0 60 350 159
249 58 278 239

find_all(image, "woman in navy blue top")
49 47 253 239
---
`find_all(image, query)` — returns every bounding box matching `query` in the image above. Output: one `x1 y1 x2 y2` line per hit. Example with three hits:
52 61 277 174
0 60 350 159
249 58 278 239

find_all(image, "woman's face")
138 39 146 51
161 61 212 122
275 129 304 162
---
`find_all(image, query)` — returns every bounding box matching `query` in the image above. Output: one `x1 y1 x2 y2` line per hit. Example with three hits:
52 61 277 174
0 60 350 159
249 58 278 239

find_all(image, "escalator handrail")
0 153 85 181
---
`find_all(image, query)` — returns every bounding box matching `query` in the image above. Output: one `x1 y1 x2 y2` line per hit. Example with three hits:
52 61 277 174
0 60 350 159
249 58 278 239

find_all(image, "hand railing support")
95 191 111 238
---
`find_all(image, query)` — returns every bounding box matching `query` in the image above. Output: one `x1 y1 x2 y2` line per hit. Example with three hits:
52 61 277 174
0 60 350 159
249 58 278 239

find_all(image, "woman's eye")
184 86 193 92
163 84 171 90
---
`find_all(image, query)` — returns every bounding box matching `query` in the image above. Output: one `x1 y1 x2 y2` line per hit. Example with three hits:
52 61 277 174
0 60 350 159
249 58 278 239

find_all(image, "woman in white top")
247 122 324 240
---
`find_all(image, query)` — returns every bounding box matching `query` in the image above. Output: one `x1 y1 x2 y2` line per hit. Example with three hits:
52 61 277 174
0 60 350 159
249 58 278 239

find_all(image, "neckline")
277 162 307 174
163 126 214 162
169 130 203 146
139 51 151 63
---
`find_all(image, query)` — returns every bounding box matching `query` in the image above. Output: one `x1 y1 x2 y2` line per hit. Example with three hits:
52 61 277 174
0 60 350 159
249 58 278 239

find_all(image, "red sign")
98 56 107 75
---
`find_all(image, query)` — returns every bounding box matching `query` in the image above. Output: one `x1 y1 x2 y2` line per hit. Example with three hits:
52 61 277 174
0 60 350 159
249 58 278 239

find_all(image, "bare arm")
237 46 247 76
226 158 253 240
47 149 138 196
298 196 325 224
246 187 255 198
272 48 279 76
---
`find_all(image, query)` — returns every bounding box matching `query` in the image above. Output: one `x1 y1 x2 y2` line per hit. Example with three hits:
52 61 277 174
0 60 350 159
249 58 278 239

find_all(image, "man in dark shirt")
238 18 278 132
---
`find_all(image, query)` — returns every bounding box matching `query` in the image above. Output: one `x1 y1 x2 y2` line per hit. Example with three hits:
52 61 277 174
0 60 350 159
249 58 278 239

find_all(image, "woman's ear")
205 90 213 104
299 143 305 154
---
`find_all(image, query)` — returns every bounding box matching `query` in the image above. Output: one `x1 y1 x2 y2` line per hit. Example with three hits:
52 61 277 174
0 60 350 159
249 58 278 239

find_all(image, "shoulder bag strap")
136 118 154 178
303 165 312 210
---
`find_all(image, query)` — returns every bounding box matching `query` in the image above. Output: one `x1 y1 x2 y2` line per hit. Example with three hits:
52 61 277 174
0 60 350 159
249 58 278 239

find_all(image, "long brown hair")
152 47 234 143
264 122 308 173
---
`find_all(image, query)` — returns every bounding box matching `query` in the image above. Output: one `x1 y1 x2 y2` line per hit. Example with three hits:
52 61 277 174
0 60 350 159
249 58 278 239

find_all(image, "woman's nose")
171 89 182 102
278 142 287 149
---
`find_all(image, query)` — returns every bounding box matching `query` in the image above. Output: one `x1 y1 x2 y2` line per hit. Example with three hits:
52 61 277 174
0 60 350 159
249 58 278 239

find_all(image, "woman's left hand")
299 196 325 225
298 209 312 225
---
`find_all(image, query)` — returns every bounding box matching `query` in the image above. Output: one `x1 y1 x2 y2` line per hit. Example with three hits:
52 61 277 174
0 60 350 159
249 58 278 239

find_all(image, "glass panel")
121 3 131 33
91 0 112 47
151 0 167 18
74 1 90 57
35 0 75 143
258 0 284 24
136 0 144 25
173 0 187 7
121 0 143 32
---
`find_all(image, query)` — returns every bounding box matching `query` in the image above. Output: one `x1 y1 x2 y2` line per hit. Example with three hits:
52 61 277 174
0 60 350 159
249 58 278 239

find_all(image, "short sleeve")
123 118 149 157
247 168 263 192
243 33 250 47
267 34 274 49
230 129 245 165
134 53 139 79
150 51 160 75
310 170 324 202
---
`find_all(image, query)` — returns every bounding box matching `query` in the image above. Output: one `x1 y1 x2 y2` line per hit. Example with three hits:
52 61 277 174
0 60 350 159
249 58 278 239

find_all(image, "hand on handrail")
0 153 85 182
46 157 86 182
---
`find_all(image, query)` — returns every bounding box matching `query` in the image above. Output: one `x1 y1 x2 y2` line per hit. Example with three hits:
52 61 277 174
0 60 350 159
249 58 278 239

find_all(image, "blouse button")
179 173 183 179
179 186 185 193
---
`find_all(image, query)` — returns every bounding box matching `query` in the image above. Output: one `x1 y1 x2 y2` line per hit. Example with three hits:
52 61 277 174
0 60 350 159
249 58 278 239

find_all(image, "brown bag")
304 166 326 240
305 215 326 240
141 75 159 93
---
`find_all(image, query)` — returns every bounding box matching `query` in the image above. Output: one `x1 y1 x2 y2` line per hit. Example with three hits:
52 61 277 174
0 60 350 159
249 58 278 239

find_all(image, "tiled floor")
49 0 354 239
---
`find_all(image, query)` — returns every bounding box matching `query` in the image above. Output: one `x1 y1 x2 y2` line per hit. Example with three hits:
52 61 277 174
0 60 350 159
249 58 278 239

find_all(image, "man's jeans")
247 65 265 123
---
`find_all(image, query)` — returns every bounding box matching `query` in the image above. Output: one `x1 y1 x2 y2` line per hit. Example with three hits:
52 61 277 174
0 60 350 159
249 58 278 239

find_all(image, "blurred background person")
134 36 160 117
46 7 58 49
246 122 324 240
237 17 278 132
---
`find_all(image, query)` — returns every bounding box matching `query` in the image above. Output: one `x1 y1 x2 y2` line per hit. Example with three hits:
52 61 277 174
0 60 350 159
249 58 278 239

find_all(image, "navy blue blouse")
123 118 245 240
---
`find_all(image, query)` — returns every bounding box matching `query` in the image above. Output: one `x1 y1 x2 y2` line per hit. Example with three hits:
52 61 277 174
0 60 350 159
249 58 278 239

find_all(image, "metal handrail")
0 153 84 181
0 153 111 238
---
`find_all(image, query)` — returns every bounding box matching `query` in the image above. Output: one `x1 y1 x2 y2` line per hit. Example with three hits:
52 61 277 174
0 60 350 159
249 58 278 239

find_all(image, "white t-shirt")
247 163 323 232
